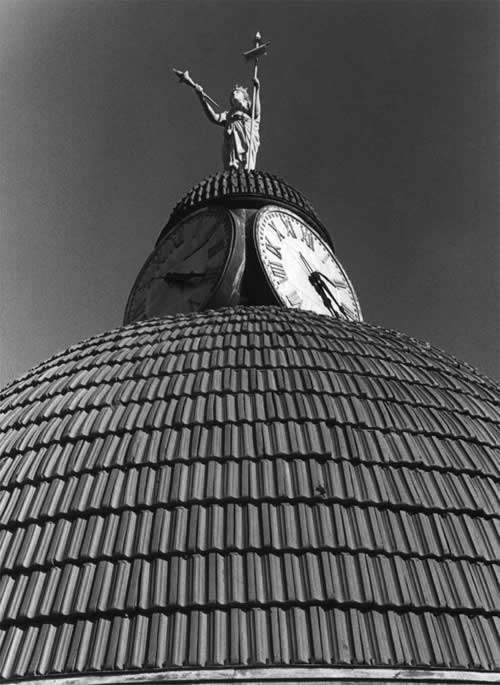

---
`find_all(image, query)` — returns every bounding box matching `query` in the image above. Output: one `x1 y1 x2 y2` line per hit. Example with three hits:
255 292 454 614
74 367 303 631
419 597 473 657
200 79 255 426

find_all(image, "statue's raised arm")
194 84 225 126
173 32 269 171
253 76 261 123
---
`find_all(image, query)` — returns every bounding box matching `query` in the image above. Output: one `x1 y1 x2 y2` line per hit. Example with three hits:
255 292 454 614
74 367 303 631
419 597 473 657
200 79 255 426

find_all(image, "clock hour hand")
163 271 205 284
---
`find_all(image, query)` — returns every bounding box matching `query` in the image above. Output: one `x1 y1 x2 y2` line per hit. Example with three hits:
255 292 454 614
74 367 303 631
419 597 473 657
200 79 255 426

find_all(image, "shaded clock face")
125 207 236 322
254 206 363 321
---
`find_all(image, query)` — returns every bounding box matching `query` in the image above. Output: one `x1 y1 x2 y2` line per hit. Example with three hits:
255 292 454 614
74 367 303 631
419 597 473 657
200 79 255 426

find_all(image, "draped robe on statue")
220 109 260 170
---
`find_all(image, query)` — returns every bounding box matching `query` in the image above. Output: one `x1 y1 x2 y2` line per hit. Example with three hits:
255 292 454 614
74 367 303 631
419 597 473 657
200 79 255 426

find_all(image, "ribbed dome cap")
0 307 498 682
158 170 330 245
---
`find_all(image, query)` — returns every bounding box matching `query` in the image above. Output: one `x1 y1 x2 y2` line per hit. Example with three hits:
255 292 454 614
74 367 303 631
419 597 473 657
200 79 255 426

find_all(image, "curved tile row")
0 551 498 625
0 606 498 679
1 458 498 529
2 310 497 409
0 394 499 468
1 425 498 497
1 364 499 440
0 502 497 573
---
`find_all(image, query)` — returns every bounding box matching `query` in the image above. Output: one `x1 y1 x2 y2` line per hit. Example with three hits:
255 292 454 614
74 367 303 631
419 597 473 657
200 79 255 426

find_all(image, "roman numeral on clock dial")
300 224 314 250
268 260 287 284
285 290 303 307
264 237 282 261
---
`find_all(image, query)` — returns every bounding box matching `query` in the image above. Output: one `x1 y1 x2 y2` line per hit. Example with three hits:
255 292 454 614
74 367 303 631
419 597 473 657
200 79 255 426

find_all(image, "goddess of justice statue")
173 33 269 171
194 77 260 171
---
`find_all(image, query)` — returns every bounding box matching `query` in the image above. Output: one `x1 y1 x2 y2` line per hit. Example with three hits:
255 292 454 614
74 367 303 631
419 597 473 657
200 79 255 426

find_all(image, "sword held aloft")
172 68 219 108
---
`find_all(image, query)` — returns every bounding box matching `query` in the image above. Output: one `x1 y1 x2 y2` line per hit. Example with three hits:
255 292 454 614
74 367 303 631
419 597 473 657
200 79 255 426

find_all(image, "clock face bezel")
124 205 242 323
253 205 363 321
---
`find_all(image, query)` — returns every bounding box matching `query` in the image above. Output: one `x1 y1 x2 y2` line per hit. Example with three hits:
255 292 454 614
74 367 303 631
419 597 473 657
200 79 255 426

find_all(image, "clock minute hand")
299 253 313 274
320 273 348 289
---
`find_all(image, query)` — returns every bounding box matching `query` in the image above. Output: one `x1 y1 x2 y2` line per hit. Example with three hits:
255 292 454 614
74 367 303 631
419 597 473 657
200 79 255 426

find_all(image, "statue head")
230 85 251 113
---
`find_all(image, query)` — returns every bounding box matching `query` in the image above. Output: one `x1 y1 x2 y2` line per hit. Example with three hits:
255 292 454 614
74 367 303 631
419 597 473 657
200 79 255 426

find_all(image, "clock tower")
124 169 362 324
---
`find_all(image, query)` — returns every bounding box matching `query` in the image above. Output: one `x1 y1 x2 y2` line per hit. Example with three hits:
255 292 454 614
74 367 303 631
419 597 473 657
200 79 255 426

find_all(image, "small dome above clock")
160 169 330 245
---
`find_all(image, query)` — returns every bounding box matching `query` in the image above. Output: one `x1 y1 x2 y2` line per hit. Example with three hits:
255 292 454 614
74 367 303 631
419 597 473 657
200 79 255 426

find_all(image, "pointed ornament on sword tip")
172 68 219 108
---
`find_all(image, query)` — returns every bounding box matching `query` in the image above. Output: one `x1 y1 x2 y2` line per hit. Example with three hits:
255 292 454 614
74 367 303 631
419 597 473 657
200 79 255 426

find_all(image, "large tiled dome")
0 307 498 682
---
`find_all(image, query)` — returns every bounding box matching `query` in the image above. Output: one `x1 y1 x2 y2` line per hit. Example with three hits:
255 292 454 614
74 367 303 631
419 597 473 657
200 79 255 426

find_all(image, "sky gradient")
0 0 498 387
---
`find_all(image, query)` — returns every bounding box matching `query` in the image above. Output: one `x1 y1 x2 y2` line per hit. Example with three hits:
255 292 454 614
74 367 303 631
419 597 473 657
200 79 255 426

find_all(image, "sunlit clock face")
254 206 362 321
125 207 236 322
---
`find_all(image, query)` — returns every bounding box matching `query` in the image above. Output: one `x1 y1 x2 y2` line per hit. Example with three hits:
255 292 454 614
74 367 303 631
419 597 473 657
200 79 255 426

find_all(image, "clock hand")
311 271 354 319
163 271 206 283
320 273 348 289
299 253 313 274
299 254 344 318
312 271 342 307
300 253 346 291
308 272 338 317
299 254 337 316
181 228 215 261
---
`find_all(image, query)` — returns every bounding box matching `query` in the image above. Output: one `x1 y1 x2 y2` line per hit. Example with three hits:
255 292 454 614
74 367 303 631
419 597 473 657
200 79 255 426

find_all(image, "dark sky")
0 0 498 386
